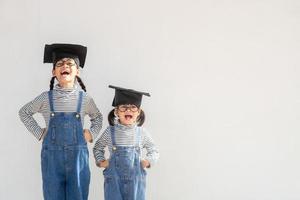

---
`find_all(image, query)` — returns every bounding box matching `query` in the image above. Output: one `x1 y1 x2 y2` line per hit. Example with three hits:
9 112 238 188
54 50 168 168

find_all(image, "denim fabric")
41 91 90 200
103 126 146 200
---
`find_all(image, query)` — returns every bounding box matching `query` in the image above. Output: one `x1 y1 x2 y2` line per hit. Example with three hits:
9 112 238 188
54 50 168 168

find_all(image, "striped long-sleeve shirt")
93 122 159 166
19 84 103 140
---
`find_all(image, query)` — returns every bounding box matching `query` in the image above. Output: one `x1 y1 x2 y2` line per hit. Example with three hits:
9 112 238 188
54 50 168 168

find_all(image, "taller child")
19 43 103 200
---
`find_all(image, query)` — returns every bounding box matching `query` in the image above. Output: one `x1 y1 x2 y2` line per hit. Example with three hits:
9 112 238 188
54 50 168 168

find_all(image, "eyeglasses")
117 105 139 112
55 59 76 68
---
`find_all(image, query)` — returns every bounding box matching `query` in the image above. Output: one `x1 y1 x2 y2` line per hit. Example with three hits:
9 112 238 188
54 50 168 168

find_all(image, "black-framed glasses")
55 59 76 68
117 105 139 112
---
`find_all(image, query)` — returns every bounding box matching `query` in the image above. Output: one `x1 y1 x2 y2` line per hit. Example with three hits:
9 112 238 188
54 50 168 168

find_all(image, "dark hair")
49 76 55 90
76 76 86 92
108 108 145 126
49 76 87 92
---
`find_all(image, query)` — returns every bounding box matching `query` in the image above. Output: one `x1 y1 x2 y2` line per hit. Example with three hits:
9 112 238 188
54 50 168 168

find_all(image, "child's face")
115 104 140 126
52 58 79 87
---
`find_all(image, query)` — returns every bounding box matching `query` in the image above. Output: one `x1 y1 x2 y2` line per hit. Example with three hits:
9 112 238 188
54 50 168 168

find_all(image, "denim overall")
41 91 90 200
103 126 147 200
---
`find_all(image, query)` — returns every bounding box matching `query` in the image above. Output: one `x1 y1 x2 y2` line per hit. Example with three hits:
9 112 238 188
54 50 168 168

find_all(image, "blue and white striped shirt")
93 122 159 166
19 84 103 140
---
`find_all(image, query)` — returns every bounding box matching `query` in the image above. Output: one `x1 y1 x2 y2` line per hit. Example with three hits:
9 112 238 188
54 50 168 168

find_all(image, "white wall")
1 0 300 199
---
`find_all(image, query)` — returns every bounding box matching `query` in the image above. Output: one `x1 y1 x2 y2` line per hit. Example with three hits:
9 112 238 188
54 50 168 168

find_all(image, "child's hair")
108 108 145 126
76 76 86 92
49 76 86 92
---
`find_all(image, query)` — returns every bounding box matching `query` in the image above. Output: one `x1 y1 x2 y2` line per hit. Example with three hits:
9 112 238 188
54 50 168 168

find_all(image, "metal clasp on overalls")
135 146 140 151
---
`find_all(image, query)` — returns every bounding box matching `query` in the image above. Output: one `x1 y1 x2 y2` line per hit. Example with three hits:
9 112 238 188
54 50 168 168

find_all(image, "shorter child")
93 85 159 200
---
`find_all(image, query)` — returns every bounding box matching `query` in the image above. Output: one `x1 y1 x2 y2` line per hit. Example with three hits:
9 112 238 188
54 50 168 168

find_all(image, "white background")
1 0 300 199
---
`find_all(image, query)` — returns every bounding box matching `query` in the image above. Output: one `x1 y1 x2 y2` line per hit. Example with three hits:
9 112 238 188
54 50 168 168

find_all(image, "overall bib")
103 126 147 200
41 91 90 200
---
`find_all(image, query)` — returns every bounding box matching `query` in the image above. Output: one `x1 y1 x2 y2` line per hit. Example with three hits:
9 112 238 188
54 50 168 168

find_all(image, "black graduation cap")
43 43 87 68
109 85 150 108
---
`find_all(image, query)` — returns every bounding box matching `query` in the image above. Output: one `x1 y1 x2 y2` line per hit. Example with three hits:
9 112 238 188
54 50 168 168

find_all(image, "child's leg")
104 177 123 200
41 149 66 200
65 148 90 200
134 176 146 200
119 176 146 200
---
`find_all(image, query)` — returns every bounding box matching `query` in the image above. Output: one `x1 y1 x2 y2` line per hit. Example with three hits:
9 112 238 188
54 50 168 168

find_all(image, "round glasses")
55 59 76 68
117 105 139 112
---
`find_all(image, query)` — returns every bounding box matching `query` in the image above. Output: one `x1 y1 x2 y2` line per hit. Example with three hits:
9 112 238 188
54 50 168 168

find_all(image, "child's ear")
52 69 55 76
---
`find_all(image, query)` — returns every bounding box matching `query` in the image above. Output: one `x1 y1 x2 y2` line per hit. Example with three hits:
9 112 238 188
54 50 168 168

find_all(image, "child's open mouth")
61 71 70 75
60 71 70 77
125 115 133 120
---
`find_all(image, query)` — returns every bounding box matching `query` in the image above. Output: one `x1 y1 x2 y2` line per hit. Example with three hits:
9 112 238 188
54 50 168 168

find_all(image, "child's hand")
141 159 150 168
98 160 109 168
83 129 93 143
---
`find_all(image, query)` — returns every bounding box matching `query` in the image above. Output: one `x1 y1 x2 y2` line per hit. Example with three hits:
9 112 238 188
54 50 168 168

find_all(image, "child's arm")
83 129 93 143
18 92 47 141
142 129 159 168
93 127 109 167
85 96 103 141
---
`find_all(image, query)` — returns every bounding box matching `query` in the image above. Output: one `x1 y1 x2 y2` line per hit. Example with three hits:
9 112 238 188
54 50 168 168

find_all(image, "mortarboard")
43 43 87 68
109 85 150 108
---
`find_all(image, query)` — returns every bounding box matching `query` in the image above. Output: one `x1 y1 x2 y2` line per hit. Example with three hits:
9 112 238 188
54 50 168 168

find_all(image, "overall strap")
76 91 83 113
110 126 116 146
48 91 54 112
